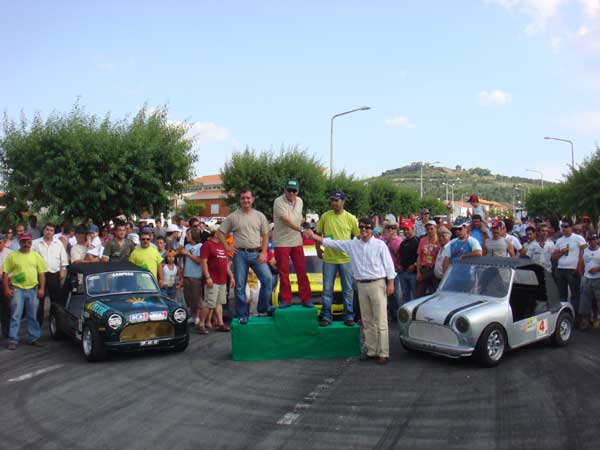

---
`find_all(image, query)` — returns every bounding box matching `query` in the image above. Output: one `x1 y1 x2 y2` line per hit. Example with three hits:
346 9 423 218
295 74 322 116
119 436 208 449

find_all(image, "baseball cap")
166 224 180 233
127 233 140 245
140 227 153 235
19 233 33 241
590 233 598 240
329 191 345 200
426 220 437 226
87 224 99 234
467 194 479 203
285 179 300 191
176 214 185 220
492 220 505 229
421 208 430 214
401 222 414 229
207 223 220 233
461 222 470 228
86 246 102 257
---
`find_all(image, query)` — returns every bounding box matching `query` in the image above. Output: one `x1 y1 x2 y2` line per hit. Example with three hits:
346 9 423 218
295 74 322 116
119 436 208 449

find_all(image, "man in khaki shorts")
199 225 234 333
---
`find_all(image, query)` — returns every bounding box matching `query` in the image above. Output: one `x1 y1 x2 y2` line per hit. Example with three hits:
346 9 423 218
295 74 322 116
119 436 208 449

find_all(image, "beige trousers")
357 279 389 358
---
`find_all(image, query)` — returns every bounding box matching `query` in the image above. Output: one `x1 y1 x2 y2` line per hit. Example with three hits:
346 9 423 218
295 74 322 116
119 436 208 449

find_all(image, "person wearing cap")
101 222 136 262
398 223 419 302
306 218 395 364
0 234 13 338
32 223 69 326
552 219 587 317
199 224 234 333
217 188 272 325
526 223 555 272
165 223 182 252
469 214 491 248
3 233 47 350
86 224 102 250
414 208 431 239
579 233 600 329
442 223 482 274
314 190 360 326
483 221 515 258
129 229 165 286
272 179 313 308
416 220 441 297
467 194 487 222
70 225 89 264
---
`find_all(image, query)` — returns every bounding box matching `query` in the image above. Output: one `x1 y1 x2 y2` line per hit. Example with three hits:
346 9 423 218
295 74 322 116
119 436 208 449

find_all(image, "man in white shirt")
552 220 587 317
526 223 555 271
0 234 13 338
578 233 600 330
32 223 69 326
307 218 395 364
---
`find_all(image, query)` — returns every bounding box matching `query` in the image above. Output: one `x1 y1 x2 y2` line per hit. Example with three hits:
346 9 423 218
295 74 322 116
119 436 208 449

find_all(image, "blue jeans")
320 261 354 322
398 272 416 303
389 274 401 318
9 287 41 344
161 286 177 300
233 251 273 319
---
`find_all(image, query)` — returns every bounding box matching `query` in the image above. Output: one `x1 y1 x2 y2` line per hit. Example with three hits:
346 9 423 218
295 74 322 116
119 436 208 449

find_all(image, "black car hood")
86 293 177 317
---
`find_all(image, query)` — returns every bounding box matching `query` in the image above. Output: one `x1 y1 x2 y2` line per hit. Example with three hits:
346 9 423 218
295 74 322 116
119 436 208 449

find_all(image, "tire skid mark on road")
276 358 353 426
6 364 63 383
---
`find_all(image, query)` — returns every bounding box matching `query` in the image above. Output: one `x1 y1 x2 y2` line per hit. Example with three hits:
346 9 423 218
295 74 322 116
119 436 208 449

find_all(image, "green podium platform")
231 305 361 361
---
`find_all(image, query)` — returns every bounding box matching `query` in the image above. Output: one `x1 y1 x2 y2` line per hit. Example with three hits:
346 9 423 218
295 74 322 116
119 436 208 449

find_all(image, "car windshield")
289 255 322 274
86 271 159 297
439 264 512 298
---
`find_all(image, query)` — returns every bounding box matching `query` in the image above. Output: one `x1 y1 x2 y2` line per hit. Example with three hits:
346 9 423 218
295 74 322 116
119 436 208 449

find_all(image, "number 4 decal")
536 319 548 337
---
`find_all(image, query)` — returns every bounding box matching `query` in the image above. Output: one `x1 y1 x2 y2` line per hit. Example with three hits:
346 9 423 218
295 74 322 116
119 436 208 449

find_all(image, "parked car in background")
398 257 574 366
49 262 189 362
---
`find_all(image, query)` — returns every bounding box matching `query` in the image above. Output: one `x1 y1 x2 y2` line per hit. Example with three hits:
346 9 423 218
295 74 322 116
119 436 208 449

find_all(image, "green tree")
221 146 326 220
0 103 195 226
325 172 369 217
367 179 419 216
419 196 446 215
177 201 205 219
524 185 566 218
560 147 600 220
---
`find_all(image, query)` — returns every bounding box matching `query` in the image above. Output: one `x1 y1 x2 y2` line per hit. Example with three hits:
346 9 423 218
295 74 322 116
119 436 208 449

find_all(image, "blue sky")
2 0 599 182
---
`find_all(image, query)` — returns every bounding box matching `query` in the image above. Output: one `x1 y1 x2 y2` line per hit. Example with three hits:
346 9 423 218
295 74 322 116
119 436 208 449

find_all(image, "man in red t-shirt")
416 220 441 297
199 226 234 333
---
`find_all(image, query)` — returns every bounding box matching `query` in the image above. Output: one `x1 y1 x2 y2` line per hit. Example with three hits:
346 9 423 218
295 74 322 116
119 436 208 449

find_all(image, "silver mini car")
398 257 574 366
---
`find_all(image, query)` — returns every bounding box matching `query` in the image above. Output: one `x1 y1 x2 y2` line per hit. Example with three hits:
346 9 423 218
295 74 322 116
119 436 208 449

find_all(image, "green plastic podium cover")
231 305 361 361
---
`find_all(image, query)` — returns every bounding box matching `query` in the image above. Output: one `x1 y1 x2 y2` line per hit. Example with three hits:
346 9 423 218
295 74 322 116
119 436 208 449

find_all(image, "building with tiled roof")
181 174 229 217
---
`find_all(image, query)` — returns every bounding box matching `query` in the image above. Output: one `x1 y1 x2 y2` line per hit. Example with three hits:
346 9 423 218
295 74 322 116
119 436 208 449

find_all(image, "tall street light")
544 136 574 168
329 106 371 178
420 161 439 198
526 169 544 189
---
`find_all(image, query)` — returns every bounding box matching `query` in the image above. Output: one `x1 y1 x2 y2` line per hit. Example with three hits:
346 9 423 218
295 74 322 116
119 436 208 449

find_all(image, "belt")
356 278 385 284
238 248 261 252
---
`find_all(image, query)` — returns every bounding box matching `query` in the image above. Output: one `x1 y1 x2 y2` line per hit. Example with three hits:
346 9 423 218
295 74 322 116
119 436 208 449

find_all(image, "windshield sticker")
129 312 149 323
113 272 135 277
536 319 548 337
149 311 168 321
86 301 110 317
87 275 100 282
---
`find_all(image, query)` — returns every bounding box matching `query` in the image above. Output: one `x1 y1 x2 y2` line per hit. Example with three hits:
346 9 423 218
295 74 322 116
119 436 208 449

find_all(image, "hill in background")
375 163 551 204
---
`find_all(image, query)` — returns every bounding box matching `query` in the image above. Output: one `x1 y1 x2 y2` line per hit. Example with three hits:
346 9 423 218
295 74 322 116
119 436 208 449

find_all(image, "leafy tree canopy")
0 103 196 226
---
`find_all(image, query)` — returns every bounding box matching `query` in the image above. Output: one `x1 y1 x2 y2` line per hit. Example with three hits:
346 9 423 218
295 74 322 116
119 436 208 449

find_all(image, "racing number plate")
140 339 159 346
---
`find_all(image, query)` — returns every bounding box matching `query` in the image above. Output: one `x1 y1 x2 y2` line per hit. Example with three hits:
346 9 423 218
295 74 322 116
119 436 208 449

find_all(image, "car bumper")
400 335 475 358
103 334 189 352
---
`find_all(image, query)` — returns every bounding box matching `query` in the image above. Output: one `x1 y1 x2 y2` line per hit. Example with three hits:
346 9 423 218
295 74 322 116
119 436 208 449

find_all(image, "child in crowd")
162 250 182 300
246 268 260 316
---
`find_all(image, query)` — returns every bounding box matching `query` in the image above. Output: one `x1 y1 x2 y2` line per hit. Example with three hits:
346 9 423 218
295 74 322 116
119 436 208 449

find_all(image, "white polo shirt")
32 238 69 273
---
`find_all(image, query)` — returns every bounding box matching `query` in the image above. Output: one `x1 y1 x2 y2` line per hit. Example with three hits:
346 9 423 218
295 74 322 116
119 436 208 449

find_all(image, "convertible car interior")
509 269 549 322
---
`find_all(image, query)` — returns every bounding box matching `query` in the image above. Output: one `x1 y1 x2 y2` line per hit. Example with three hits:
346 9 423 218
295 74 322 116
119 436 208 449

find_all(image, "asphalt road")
1 321 600 450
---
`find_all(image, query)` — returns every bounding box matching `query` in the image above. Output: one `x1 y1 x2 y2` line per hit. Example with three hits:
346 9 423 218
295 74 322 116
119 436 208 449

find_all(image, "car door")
65 274 87 340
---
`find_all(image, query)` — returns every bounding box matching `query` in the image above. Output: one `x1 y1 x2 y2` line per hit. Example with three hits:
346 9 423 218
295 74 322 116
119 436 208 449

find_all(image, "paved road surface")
1 323 600 450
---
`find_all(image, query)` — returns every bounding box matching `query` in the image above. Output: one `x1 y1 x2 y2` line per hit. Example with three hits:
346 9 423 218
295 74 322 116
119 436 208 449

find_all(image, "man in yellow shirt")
315 191 360 326
129 229 164 287
3 233 47 350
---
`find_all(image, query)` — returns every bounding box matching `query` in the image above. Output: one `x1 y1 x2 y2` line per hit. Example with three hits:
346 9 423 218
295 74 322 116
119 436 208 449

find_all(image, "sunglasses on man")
286 189 298 193
359 225 372 230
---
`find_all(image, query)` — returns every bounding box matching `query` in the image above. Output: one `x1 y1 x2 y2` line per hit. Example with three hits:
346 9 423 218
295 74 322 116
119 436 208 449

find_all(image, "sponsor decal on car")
129 312 149 323
86 301 110 317
127 297 146 304
149 311 168 321
536 319 548 337
113 272 135 277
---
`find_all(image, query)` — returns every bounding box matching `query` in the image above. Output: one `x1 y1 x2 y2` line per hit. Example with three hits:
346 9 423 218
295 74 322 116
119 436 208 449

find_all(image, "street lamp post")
420 161 439 198
544 136 574 168
526 169 544 189
329 106 371 178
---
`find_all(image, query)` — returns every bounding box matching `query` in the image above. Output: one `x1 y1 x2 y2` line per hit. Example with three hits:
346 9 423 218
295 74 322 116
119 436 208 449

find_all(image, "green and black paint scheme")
49 261 189 362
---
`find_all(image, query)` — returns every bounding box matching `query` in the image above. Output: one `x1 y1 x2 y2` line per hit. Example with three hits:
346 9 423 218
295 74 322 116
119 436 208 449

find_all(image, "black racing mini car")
49 261 189 362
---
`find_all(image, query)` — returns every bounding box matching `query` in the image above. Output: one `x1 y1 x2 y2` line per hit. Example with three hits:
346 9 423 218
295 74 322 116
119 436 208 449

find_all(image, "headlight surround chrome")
455 317 469 333
107 314 123 330
398 308 410 323
173 308 187 324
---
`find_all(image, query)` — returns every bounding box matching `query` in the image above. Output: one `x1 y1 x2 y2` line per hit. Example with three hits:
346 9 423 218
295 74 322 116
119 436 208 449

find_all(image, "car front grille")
119 322 175 342
409 322 458 346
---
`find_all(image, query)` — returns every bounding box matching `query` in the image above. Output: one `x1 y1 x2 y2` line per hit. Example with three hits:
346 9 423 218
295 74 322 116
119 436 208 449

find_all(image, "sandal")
196 325 209 335
216 324 231 332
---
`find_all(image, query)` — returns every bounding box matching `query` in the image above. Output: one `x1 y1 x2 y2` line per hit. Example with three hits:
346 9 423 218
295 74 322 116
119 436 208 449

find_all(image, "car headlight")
173 308 187 324
455 317 469 333
107 314 123 330
398 308 410 323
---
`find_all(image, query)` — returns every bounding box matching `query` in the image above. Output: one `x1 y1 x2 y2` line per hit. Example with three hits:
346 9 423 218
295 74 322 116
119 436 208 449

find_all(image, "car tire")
475 323 507 367
173 334 189 352
82 322 107 362
551 312 573 347
48 311 65 340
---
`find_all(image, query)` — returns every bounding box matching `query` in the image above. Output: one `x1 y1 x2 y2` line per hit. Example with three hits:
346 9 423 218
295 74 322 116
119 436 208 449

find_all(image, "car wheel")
49 311 65 340
400 339 417 353
551 312 573 347
475 324 506 367
82 323 107 362
173 334 189 352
